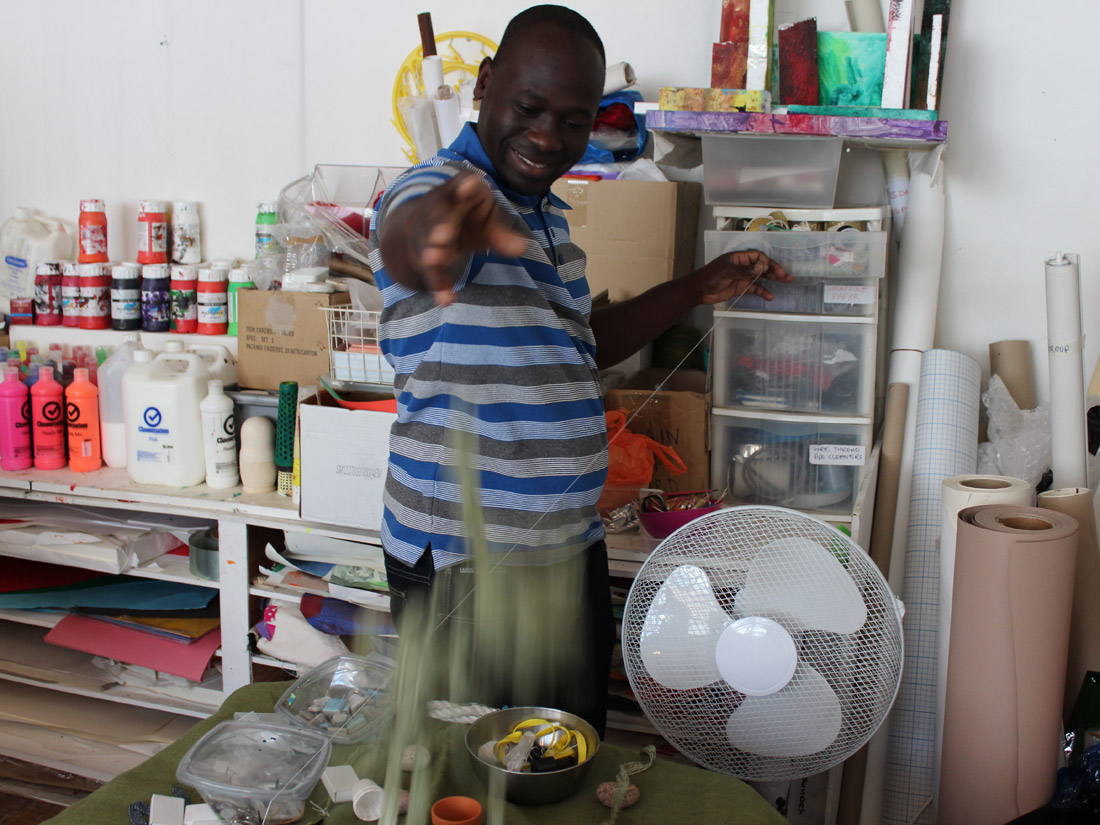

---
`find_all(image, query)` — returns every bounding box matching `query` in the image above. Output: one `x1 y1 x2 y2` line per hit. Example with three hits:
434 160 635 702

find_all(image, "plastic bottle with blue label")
123 349 209 486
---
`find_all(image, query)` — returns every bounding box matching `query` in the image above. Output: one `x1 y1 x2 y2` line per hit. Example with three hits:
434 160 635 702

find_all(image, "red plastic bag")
599 409 687 513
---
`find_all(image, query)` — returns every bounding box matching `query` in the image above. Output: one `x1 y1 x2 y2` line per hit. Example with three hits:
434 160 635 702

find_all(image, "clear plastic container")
175 719 330 825
705 230 886 316
712 312 876 415
711 408 872 514
275 654 393 744
702 135 844 208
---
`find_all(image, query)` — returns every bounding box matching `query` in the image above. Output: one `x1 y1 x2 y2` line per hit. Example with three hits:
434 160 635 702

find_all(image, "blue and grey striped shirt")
368 124 608 570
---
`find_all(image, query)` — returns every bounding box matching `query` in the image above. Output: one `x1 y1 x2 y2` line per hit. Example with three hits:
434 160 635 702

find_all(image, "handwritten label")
824 284 876 306
810 445 866 466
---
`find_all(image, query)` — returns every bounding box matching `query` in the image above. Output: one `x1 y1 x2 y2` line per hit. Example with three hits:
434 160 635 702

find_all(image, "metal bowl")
465 706 600 805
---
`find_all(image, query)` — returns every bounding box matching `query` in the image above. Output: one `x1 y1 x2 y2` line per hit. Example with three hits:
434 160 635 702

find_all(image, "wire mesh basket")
322 305 395 386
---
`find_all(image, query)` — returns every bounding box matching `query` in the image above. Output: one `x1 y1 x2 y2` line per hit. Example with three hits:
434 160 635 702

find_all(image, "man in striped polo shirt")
368 5 789 734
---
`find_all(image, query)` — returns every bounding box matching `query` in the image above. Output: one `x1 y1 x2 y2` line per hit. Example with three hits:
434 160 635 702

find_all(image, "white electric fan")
621 505 903 781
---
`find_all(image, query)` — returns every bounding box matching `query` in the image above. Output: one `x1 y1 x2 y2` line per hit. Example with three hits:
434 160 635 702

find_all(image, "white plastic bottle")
97 334 147 468
123 349 210 486
201 380 238 489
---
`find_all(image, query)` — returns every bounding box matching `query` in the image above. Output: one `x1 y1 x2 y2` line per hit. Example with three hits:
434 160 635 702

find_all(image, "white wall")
1 0 1096 399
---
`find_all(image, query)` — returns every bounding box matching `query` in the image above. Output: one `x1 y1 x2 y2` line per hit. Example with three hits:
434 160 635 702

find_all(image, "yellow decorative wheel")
392 31 498 163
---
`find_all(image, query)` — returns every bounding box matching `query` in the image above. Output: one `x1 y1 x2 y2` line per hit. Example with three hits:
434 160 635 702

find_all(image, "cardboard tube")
989 339 1037 411
1045 253 1087 489
868 382 909 576
1037 487 1100 721
603 61 636 97
938 504 1078 825
935 475 1032 806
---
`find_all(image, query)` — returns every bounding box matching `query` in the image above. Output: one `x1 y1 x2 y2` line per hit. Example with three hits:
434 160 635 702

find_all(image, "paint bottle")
98 334 144 469
170 264 198 333
60 262 80 327
201 379 238 488
65 367 101 472
197 266 229 335
78 262 111 329
227 265 255 336
33 262 62 325
136 200 168 265
78 199 108 263
170 201 202 264
255 202 280 258
141 263 170 332
111 262 142 331
0 366 32 470
30 365 66 470
123 349 209 486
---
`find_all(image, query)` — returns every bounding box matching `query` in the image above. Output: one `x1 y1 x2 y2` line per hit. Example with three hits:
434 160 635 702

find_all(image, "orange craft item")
78 199 108 263
599 408 687 513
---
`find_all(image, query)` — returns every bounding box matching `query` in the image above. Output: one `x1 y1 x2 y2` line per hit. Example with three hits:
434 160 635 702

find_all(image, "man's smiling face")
473 23 605 196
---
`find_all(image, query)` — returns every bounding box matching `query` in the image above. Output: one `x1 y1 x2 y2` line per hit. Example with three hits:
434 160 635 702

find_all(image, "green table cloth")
44 681 785 825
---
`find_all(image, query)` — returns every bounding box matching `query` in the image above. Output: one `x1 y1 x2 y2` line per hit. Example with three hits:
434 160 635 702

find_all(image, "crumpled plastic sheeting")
977 374 1051 489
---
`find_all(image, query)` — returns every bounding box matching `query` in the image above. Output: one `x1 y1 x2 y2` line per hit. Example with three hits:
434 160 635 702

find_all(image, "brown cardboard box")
237 290 351 390
550 178 701 303
604 368 710 495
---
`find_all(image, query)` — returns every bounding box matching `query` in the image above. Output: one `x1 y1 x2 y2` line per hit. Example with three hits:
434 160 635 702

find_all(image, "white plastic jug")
123 350 211 486
98 334 148 468
0 208 74 313
188 344 238 386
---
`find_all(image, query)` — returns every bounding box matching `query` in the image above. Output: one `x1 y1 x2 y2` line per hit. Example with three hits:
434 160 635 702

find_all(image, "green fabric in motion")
44 681 785 825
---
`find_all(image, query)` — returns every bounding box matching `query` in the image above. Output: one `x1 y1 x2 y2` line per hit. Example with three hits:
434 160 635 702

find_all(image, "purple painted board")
647 109 947 143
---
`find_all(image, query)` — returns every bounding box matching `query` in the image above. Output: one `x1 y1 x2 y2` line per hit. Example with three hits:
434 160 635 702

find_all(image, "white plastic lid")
37 365 54 379
35 262 60 275
60 262 77 275
172 201 198 214
229 266 253 283
80 199 105 212
165 341 185 352
5 367 19 381
198 267 229 283
77 263 110 277
74 367 89 382
112 263 141 277
257 201 278 214
207 379 224 395
133 350 154 363
14 207 31 220
170 264 198 280
140 200 167 214
142 263 170 279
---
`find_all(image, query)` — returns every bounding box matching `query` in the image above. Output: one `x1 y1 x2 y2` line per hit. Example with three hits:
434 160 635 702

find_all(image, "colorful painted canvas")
817 31 887 107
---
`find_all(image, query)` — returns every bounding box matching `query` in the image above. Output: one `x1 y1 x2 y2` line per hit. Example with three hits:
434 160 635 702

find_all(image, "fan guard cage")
622 505 903 781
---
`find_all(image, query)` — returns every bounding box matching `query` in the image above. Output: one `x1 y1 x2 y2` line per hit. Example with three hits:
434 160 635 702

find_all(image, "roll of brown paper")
868 382 909 576
989 339 1037 410
1037 487 1100 720
938 505 1078 825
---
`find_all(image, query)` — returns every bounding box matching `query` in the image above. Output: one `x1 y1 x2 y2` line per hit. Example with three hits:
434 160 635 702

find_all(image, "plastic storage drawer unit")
711 408 872 514
701 135 845 208
706 230 886 316
712 311 876 415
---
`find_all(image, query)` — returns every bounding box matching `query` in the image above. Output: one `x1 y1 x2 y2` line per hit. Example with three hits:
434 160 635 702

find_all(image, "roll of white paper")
421 55 444 100
1046 253 1088 489
433 91 462 149
351 778 384 821
935 475 1032 806
603 61 637 96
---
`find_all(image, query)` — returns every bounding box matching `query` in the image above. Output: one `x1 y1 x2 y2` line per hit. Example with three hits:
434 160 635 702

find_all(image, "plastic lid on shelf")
80 199 105 212
198 267 229 283
140 200 168 214
142 263 170 278
257 201 279 214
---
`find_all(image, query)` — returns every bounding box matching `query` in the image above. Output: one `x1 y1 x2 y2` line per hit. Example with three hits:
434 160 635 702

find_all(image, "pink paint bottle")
30 365 66 470
0 367 32 470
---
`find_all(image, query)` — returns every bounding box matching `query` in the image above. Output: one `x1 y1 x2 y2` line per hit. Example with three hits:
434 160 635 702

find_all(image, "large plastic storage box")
702 135 844 208
711 408 872 515
705 230 886 316
711 311 876 415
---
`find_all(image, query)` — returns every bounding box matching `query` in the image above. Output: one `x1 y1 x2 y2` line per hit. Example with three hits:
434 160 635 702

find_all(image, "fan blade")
725 664 842 758
640 564 733 690
734 536 866 634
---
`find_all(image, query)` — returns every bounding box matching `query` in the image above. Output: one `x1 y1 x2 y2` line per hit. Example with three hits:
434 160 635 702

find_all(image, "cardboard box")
604 368 710 495
237 290 351 390
298 391 396 532
550 179 701 303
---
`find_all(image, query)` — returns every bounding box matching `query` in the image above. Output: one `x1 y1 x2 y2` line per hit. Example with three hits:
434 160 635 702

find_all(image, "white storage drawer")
706 229 885 316
711 408 873 515
712 311 876 416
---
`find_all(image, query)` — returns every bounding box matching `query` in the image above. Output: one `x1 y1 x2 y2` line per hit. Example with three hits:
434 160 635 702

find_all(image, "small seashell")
596 781 640 809
401 744 432 771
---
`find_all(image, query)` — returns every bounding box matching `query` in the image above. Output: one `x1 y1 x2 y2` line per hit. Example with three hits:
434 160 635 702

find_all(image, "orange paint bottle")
65 367 101 472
